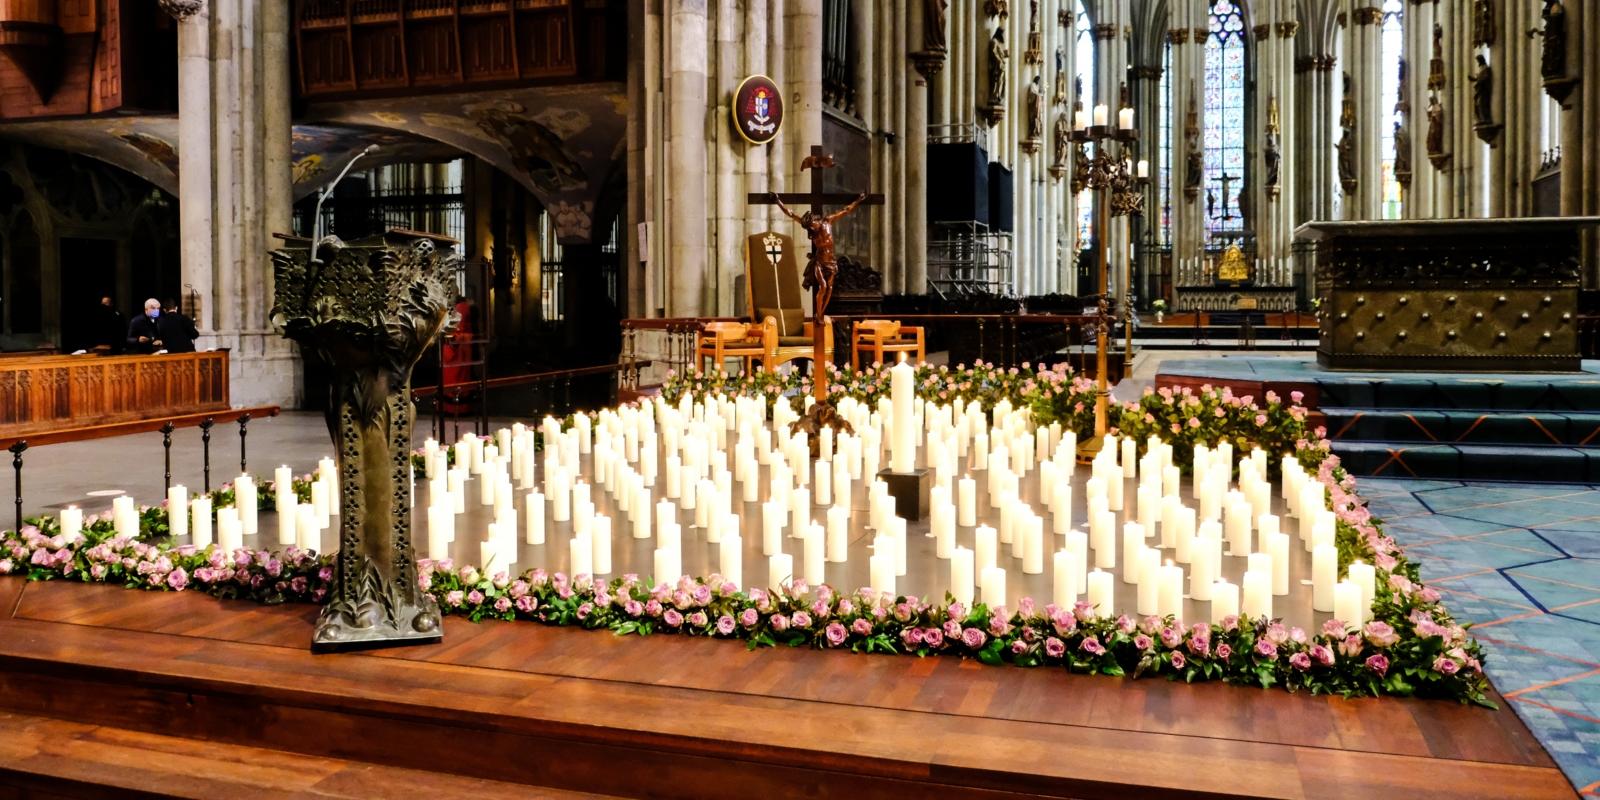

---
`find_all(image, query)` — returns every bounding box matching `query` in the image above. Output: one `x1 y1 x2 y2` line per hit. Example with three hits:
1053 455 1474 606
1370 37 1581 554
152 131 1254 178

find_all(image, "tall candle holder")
1072 113 1149 460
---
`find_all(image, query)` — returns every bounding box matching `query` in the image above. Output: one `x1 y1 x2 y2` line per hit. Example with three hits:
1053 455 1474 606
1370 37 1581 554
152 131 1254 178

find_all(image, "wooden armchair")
696 321 766 374
850 320 926 368
745 231 834 370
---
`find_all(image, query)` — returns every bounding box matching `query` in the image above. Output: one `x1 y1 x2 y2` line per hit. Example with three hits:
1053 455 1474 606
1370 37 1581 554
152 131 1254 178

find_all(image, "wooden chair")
745 231 833 370
695 321 766 374
850 319 926 368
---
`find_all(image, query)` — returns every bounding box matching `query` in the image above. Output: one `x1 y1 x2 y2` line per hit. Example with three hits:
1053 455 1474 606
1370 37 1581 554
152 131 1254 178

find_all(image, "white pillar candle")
1161 465 1180 499
427 517 449 561
236 477 258 536
889 359 916 473
1258 513 1280 549
1136 486 1158 540
769 552 794 588
826 505 849 562
519 491 544 544
1052 550 1077 607
1210 579 1240 624
803 523 826 585
1312 543 1337 612
955 474 975 526
59 506 83 542
480 536 502 576
870 550 896 599
720 532 743 588
569 532 593 577
1051 484 1074 536
974 525 998 573
789 488 811 537
1091 508 1116 569
1120 522 1145 583
1172 506 1197 562
1136 547 1161 615
1190 524 1220 601
295 503 319 552
274 465 293 492
1022 516 1044 574
813 460 832 506
1224 499 1253 556
950 546 975 606
167 485 189 540
980 565 1007 609
590 516 612 575
190 496 212 548
1106 467 1124 511
1267 531 1290 596
1086 568 1113 616
762 500 784 555
310 481 329 529
447 469 467 514
1348 560 1376 622
1242 567 1272 621
1158 560 1184 621
889 516 908 576
932 501 955 558
216 508 242 553
1334 580 1362 629
1121 437 1137 478
651 545 679 588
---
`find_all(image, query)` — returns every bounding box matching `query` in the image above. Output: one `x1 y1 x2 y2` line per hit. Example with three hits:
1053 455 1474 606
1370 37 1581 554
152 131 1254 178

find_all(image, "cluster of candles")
58 358 1378 628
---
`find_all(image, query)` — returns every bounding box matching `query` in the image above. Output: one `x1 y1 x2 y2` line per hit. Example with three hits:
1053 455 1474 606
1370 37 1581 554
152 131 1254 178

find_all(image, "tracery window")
1074 0 1095 248
1203 0 1247 235
1158 40 1173 245
1379 0 1404 219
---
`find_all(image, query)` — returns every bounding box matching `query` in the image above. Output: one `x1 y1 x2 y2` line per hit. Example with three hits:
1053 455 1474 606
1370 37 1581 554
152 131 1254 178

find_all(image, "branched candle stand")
1070 100 1149 460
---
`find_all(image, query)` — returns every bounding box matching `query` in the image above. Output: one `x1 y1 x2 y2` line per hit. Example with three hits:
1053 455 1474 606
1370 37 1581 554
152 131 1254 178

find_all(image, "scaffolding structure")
928 220 1014 297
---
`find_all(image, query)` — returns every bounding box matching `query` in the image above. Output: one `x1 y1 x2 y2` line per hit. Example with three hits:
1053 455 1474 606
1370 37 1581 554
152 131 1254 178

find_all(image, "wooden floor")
0 577 1576 799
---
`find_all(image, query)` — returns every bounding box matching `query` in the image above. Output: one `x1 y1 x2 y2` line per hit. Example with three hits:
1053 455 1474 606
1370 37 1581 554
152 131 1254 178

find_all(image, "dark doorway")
59 238 117 352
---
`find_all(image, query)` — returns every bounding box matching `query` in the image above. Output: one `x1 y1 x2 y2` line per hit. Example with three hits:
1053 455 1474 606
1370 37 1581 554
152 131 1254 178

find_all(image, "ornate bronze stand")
271 231 460 653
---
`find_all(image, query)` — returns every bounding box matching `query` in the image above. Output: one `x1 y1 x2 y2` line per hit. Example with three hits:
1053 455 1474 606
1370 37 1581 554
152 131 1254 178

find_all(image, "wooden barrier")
0 351 229 438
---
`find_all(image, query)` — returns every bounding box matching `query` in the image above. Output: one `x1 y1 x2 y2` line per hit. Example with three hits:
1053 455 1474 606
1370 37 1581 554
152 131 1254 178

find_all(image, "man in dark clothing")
90 296 124 353
157 299 199 353
126 298 163 354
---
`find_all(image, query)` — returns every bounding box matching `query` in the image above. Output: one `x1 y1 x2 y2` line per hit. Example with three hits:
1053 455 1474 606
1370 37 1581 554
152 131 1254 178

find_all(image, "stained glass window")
1159 41 1173 245
1203 0 1247 235
1075 0 1094 250
1379 0 1404 219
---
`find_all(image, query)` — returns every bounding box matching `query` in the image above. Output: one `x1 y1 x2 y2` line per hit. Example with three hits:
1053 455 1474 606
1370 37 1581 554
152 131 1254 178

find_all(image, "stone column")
906 1 930 296
714 0 743 314
668 0 709 316
171 1 214 332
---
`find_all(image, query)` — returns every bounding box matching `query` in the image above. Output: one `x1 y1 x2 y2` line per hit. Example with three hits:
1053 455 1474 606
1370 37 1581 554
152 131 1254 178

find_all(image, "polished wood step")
0 709 615 800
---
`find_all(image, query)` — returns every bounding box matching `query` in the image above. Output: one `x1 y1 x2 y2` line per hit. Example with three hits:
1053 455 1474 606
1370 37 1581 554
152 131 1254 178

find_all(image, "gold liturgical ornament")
1217 244 1250 283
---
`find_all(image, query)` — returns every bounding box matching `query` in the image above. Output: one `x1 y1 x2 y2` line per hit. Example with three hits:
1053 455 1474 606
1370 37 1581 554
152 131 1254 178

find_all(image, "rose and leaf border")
0 362 1492 707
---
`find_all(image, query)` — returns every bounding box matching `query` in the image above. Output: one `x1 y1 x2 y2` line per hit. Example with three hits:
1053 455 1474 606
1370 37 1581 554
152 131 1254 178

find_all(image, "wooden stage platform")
0 578 1575 799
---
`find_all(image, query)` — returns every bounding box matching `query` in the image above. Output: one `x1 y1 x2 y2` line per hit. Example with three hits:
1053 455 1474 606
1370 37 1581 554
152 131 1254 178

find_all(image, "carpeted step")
1331 441 1600 482
1324 408 1600 447
1315 377 1600 412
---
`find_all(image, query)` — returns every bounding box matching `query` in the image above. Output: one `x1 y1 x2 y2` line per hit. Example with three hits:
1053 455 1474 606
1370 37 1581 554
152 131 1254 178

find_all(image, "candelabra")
1071 104 1149 458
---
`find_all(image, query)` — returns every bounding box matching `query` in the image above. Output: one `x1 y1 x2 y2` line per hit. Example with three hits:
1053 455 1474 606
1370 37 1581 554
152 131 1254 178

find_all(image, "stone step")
1315 377 1600 412
1324 408 1600 447
1331 440 1600 482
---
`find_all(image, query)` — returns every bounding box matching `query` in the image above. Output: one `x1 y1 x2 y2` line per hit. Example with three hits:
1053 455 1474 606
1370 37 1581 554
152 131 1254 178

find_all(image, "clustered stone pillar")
165 0 299 407
667 0 709 317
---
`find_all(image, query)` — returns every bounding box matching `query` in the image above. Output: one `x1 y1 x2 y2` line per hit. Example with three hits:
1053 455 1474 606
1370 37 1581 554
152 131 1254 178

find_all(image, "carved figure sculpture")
924 0 948 52
1027 75 1045 142
1541 1 1567 81
1471 55 1494 128
772 192 870 319
1472 0 1495 46
1426 93 1446 161
989 28 1010 106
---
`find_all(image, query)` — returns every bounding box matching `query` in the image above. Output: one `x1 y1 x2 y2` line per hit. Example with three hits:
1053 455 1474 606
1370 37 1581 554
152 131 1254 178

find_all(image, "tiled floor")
1361 477 1600 797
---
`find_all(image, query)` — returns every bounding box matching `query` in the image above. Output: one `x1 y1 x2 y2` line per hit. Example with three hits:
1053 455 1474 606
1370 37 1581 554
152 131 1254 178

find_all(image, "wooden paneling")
294 0 595 99
0 0 172 119
0 352 227 437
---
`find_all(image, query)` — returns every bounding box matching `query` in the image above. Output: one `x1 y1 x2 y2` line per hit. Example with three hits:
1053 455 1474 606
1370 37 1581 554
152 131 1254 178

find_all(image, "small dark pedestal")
877 468 932 521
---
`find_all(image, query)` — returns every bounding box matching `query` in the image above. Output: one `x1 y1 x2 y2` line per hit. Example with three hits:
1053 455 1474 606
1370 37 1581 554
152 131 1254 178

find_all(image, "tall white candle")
720 532 743 588
769 552 794 588
167 485 189 540
1053 550 1077 607
870 550 895 599
525 491 546 544
190 497 212 548
950 546 975 606
974 525 998 573
1086 569 1113 616
1267 531 1290 596
591 516 612 575
1022 516 1044 574
1136 547 1161 615
1121 522 1145 583
1242 567 1272 621
652 545 679 588
236 476 258 536
980 565 1007 609
826 505 849 562
569 532 593 577
1158 560 1184 621
803 523 826 585
59 506 83 542
1089 509 1115 569
296 503 319 552
1334 580 1361 629
889 359 916 473
1348 560 1376 622
1210 579 1240 624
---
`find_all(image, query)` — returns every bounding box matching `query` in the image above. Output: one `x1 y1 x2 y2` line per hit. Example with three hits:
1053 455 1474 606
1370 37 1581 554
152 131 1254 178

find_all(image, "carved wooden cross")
747 145 885 400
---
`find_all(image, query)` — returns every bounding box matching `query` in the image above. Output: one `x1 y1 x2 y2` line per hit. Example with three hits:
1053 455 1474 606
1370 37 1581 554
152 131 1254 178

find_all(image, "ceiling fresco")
0 82 627 243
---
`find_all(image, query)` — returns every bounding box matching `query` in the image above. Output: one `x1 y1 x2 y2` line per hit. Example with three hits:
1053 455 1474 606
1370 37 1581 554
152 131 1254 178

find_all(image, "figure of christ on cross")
748 145 884 401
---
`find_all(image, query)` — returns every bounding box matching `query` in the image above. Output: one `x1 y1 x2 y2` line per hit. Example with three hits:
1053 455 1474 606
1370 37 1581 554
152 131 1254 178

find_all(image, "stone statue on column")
1336 73 1357 194
1054 47 1068 104
1394 58 1412 187
1540 1 1567 81
985 0 1009 20
1263 95 1281 198
985 26 1010 124
1025 75 1045 149
1025 0 1044 64
1472 0 1496 47
1427 23 1446 91
1470 55 1497 140
1184 83 1202 200
923 0 948 53
1426 92 1450 168
1052 112 1071 178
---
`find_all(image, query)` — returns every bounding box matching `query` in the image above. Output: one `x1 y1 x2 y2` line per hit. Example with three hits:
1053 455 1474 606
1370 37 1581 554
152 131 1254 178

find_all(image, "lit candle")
1267 531 1290 596
1136 547 1161 615
1118 106 1135 130
1093 103 1109 127
1241 566 1272 621
814 460 832 506
980 565 1007 609
1136 159 1150 179
769 552 794 588
1190 523 1220 600
167 485 189 540
591 516 612 575
274 465 293 494
1074 108 1091 130
1086 568 1113 616
762 500 784 556
950 546 975 607
870 550 895 599
826 505 849 562
569 531 593 577
1092 508 1117 569
889 358 916 473
1224 499 1252 556
190 496 212 548
652 545 679 588
1334 580 1362 630
975 525 998 573
1158 560 1184 621
427 508 450 561
804 523 826 585
236 476 258 536
1210 579 1240 624
296 503 319 552
1121 437 1137 478
720 532 743 588
1348 560 1376 622
1051 485 1074 536
1121 522 1145 583
59 506 83 542
1022 516 1044 574
1310 543 1338 612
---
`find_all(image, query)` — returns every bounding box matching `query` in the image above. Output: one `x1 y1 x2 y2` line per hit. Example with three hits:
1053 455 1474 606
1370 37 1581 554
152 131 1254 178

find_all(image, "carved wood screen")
0 352 229 437
294 0 580 98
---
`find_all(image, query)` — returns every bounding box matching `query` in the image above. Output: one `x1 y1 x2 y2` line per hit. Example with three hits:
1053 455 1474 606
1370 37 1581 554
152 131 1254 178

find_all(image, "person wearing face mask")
157 298 199 353
126 298 164 354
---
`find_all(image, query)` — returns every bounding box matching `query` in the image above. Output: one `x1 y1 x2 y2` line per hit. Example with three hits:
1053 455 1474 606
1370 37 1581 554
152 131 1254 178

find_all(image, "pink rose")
1079 636 1105 656
1365 653 1389 676
1215 642 1232 660
961 627 987 649
1363 620 1399 648
1433 656 1460 675
717 615 736 635
853 618 874 636
1289 652 1312 671
1044 637 1065 658
1255 639 1278 661
825 621 848 646
1170 651 1186 670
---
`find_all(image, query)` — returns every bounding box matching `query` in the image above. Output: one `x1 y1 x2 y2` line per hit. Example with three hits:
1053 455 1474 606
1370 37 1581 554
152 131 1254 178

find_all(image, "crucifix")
747 145 884 402
1209 172 1240 223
